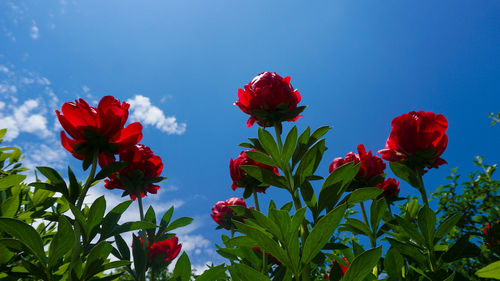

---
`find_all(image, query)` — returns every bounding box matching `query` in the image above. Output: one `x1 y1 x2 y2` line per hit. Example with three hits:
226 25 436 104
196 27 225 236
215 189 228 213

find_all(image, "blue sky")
1 0 499 271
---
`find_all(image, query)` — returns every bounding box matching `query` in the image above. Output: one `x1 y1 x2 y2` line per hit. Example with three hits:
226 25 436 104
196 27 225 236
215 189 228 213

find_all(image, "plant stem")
76 151 99 210
137 194 145 221
274 123 283 150
253 191 260 212
416 170 429 206
360 202 378 277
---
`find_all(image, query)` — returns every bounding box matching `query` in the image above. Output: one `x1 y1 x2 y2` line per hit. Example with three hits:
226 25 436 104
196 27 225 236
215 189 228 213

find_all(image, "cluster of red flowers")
57 96 180 266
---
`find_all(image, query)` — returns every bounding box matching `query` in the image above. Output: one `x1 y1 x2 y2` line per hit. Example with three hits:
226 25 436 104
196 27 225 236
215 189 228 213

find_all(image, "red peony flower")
103 144 163 200
252 247 281 266
329 144 386 186
327 256 349 279
230 150 279 194
378 111 448 169
211 197 248 230
56 96 142 160
235 72 304 127
147 236 182 264
376 178 400 199
483 222 500 247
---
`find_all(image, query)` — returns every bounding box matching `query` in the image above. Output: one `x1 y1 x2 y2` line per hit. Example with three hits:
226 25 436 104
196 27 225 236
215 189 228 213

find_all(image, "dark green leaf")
48 216 75 269
342 187 383 206
0 218 46 266
159 206 175 233
384 248 403 281
87 196 106 236
165 217 193 232
173 252 191 281
230 263 272 281
114 235 130 261
435 214 460 241
343 247 382 281
389 162 420 189
132 235 146 279
241 165 288 189
83 241 112 278
282 126 298 165
258 128 280 161
292 126 310 167
100 200 133 239
370 198 387 234
67 166 81 204
195 264 227 281
417 206 436 248
245 150 278 167
110 221 157 236
295 139 326 185
94 161 128 181
442 235 481 263
318 162 360 211
302 204 346 265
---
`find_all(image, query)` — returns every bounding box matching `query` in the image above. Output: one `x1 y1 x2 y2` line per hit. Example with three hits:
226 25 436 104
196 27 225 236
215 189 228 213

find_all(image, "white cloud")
30 21 39 39
22 143 67 170
127 95 187 135
0 99 53 141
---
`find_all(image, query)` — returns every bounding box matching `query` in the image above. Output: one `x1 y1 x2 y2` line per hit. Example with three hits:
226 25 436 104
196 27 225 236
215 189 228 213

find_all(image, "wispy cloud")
29 20 39 39
0 99 53 141
127 95 187 135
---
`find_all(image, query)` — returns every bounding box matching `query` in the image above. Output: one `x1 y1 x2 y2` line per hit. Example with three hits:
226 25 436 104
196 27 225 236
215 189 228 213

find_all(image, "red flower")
378 111 448 169
147 236 182 264
329 145 385 186
252 247 281 266
483 222 500 247
103 144 163 200
376 178 400 199
230 150 279 194
211 197 248 230
235 72 304 127
327 256 349 279
56 96 142 160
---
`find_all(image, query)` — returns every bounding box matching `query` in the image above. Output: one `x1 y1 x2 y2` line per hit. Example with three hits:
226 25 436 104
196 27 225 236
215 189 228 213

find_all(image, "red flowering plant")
211 197 249 230
235 72 305 129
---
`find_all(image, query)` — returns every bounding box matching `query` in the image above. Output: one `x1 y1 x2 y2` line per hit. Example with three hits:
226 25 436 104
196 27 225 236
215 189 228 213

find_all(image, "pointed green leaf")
0 218 46 266
100 200 133 239
417 206 436 248
173 252 191 281
48 216 75 269
258 128 280 160
195 264 227 281
343 247 382 281
282 126 298 165
165 217 193 232
302 204 346 265
245 150 278 167
389 162 420 189
435 214 461 241
475 260 500 280
0 174 26 190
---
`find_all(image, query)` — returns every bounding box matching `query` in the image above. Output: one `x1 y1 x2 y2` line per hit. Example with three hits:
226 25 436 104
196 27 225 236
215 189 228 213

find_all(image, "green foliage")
434 156 500 280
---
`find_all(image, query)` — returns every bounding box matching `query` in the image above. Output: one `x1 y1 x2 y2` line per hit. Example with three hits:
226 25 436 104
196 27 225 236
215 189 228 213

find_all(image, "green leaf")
83 241 113 279
241 165 288 189
299 181 317 209
0 128 6 139
165 217 193 232
318 162 360 211
100 200 133 239
110 221 157 236
442 235 481 263
342 218 372 236
0 243 14 265
0 218 46 266
230 263 272 281
384 248 403 281
292 126 310 167
405 199 419 219
132 235 146 279
258 128 280 160
173 252 192 281
475 260 500 280
302 204 346 265
234 221 294 274
0 174 26 190
114 235 130 261
435 214 460 241
387 238 427 267
87 196 106 236
159 206 175 233
94 161 129 181
343 247 382 281
369 198 387 234
195 264 227 281
281 126 298 165
394 216 426 246
389 162 420 189
1 194 19 217
417 206 436 248
67 166 81 204
295 139 326 185
245 150 278 167
48 216 75 269
343 187 383 205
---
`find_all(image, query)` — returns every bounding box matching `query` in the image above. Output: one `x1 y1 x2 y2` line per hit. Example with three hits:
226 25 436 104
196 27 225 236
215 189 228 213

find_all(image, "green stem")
360 202 378 277
359 202 376 248
253 191 260 212
137 194 145 221
274 123 283 150
416 170 429 206
76 151 99 210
